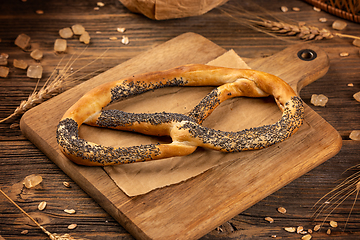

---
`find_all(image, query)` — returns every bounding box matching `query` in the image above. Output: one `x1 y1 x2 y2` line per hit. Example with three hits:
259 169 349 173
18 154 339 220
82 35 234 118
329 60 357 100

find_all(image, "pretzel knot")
56 64 304 166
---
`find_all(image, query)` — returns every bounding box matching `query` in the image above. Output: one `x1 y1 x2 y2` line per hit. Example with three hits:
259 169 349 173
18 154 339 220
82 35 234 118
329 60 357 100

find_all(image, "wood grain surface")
1 0 360 239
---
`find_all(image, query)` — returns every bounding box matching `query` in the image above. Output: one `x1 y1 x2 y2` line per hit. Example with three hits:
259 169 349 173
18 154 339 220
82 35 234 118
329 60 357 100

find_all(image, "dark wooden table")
1 0 360 239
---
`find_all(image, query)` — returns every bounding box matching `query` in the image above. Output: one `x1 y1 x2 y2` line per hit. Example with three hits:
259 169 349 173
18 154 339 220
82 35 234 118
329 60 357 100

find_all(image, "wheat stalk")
311 166 360 230
0 48 108 124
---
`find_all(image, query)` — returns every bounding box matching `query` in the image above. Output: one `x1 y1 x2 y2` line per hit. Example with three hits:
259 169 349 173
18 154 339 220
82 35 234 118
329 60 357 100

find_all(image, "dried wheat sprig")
251 19 335 41
219 5 360 42
0 48 108 124
0 188 79 240
311 168 360 230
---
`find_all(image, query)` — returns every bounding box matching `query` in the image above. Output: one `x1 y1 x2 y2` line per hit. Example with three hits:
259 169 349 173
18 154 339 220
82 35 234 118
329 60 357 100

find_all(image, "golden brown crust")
56 64 304 166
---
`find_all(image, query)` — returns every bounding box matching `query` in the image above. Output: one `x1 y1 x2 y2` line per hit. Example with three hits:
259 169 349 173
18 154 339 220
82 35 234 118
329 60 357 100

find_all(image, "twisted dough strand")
57 64 304 166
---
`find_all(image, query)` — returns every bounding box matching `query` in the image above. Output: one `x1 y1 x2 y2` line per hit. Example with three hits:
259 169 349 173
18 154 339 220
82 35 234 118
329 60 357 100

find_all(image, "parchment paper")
80 50 282 197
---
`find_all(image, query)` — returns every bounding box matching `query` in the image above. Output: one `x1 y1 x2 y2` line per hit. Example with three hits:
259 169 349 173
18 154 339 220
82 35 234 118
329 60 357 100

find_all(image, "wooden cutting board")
20 32 342 240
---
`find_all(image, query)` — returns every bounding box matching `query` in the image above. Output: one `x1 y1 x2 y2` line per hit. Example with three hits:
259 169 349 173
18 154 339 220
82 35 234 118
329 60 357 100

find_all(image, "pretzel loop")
56 64 304 166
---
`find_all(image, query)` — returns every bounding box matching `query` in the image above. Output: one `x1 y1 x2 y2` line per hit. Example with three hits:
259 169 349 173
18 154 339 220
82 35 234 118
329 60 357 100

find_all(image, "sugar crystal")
354 91 360 102
54 39 67 52
30 49 43 60
72 24 85 35
79 31 90 44
15 33 31 50
1 53 9 59
332 20 347 30
0 66 9 78
349 130 360 141
13 59 28 69
23 174 43 188
0 54 7 65
59 27 73 39
27 64 43 79
311 94 328 107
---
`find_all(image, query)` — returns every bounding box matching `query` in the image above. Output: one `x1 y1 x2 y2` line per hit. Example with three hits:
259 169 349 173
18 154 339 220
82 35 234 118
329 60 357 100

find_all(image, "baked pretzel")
56 64 304 166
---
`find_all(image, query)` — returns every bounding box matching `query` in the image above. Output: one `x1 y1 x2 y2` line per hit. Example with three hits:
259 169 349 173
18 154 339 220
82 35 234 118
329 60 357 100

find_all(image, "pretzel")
56 64 304 166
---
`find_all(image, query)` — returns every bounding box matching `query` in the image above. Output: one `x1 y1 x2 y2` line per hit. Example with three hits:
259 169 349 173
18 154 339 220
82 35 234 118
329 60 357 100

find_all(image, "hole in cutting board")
297 49 317 61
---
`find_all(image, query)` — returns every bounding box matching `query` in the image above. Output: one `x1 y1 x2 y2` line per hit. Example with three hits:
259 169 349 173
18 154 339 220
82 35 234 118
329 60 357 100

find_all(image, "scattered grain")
117 27 126 33
67 223 77 230
292 7 300 11
297 226 304 233
30 49 43 60
326 228 331 234
332 20 347 30
302 234 312 240
265 217 274 223
13 59 28 69
54 39 67 52
72 24 85 35
311 94 328 107
340 52 349 57
308 229 313 234
59 27 73 39
281 6 288 12
64 209 76 214
63 181 71 188
284 227 296 233
15 33 31 50
277 207 286 214
349 130 360 141
348 83 354 87
271 235 277 238
319 18 327 23
36 10 44 15
79 31 91 44
313 6 321 12
109 36 118 40
94 7 100 10
38 201 47 211
27 64 43 79
0 66 9 78
10 123 19 129
121 36 129 45
21 230 28 234
314 224 321 231
353 91 360 102
329 220 338 228
23 174 43 188
97 2 105 7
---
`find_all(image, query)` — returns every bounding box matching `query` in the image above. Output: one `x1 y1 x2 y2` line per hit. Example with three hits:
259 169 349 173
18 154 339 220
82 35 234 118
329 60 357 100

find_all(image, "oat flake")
68 223 77 230
38 201 47 211
330 220 338 228
284 227 296 233
277 207 286 214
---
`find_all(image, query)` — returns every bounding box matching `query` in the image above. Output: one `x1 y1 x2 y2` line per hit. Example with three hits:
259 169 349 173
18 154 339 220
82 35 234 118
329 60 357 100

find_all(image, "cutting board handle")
245 44 330 94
